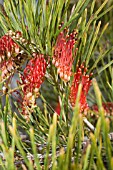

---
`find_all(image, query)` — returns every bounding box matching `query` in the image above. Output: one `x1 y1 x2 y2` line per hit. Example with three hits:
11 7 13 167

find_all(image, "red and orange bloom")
52 28 77 82
21 53 47 95
69 63 92 112
0 34 20 62
20 53 47 115
92 102 113 115
0 32 22 81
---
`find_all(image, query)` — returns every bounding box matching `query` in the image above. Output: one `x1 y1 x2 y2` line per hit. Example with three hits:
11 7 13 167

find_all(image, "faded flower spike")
7 30 28 46
1 59 16 80
0 32 21 81
52 27 78 82
20 53 47 115
69 63 92 112
0 34 20 62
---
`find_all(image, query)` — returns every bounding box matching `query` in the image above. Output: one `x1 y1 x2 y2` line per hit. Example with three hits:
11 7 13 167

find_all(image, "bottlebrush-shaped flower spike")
69 63 92 112
0 34 20 62
92 102 113 116
0 31 22 81
21 53 47 95
20 53 47 115
52 27 78 82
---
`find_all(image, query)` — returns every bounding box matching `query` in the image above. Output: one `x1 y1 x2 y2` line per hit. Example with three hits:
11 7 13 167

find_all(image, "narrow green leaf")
98 60 113 74
30 128 41 170
52 114 57 170
86 21 101 66
90 0 96 15
83 145 91 170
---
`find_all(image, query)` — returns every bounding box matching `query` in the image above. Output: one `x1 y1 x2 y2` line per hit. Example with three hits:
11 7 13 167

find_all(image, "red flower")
52 28 77 82
20 53 47 115
69 64 92 112
21 53 47 95
92 102 113 115
55 102 61 115
0 34 20 62
0 32 22 80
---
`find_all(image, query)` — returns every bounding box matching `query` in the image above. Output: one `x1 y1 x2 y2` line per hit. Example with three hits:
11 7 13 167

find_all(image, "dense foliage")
0 0 113 169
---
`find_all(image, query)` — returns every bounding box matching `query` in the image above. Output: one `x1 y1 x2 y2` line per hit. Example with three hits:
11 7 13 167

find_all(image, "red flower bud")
69 64 92 112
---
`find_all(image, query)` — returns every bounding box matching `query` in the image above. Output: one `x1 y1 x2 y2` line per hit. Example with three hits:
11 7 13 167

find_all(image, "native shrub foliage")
0 0 113 169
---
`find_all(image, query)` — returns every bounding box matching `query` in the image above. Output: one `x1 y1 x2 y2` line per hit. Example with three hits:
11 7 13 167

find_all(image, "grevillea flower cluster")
20 53 47 115
0 29 92 117
69 63 92 112
52 27 78 82
92 102 113 115
0 31 22 80
0 33 20 61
